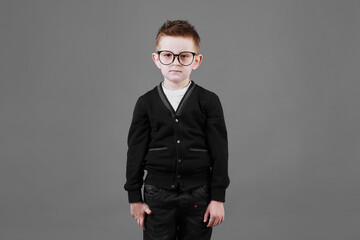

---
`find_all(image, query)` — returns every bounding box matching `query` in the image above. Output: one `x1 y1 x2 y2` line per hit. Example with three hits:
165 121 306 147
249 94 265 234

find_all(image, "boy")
124 20 230 240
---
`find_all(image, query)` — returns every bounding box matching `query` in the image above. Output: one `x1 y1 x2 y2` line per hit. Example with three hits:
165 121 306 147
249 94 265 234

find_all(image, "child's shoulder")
137 85 159 100
195 82 220 101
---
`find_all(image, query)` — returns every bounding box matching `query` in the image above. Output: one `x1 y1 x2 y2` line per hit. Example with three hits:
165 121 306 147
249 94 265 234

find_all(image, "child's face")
152 36 203 85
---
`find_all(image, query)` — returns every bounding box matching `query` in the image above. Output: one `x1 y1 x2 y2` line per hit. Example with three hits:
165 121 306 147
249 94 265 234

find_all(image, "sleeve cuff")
128 189 143 203
210 187 226 202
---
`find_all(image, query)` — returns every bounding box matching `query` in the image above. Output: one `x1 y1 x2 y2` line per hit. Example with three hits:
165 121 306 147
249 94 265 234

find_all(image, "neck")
163 79 191 90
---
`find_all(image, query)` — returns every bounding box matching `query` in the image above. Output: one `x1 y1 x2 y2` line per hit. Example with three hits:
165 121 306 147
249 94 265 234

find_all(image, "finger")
207 216 215 227
213 218 221 227
203 209 210 223
144 206 152 215
140 217 145 230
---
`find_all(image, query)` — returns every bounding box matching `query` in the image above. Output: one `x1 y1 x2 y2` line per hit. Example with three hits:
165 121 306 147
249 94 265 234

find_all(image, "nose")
171 55 181 65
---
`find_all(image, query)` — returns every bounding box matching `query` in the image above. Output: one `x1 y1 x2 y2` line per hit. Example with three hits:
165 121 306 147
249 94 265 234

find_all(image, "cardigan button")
175 119 179 122
177 140 180 144
178 159 182 163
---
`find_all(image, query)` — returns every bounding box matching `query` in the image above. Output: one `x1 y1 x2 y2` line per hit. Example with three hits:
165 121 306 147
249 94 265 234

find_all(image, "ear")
152 53 162 69
191 54 203 70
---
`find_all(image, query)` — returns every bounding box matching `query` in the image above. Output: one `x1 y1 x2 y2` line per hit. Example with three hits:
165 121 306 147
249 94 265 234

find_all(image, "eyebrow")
158 50 197 53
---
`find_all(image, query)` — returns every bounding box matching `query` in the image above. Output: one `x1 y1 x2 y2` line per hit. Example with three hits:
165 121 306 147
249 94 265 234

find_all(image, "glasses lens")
159 51 174 65
179 52 194 66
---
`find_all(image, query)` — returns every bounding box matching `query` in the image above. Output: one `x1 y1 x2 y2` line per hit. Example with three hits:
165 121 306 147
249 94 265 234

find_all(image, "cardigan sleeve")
124 96 151 203
205 92 230 202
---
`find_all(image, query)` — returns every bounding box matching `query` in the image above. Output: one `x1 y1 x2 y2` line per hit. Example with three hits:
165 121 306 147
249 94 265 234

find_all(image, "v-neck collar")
157 81 196 118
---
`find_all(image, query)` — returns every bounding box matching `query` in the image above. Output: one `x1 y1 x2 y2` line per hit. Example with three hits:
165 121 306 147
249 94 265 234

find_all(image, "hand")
203 200 225 227
130 202 152 230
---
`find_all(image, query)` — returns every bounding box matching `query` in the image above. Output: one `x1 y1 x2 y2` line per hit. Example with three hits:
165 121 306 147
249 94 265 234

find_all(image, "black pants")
143 184 212 240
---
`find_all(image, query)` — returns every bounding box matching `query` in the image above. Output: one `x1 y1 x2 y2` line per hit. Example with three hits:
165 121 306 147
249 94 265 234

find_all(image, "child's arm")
203 93 229 227
124 97 151 203
205 92 230 202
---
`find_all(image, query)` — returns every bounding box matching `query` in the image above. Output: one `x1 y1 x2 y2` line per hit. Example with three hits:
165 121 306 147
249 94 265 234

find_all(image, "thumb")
203 207 210 222
144 204 152 215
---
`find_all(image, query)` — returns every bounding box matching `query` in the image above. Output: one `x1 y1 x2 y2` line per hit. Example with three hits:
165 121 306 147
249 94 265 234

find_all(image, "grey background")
1 0 359 239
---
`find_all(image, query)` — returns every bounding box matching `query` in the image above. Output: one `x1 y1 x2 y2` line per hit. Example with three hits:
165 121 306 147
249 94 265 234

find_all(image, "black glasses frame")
157 50 197 66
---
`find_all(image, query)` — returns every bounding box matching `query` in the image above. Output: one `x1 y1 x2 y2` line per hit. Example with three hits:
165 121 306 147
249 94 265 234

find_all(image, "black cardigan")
124 81 230 203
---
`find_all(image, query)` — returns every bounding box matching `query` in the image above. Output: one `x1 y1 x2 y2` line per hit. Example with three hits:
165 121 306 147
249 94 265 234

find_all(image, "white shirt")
162 81 191 111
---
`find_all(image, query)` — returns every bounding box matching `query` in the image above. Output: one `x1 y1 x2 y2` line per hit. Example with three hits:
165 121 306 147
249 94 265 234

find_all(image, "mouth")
169 70 182 73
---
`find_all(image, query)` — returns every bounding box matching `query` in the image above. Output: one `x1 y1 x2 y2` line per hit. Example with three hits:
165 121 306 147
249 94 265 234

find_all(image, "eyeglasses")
157 50 197 66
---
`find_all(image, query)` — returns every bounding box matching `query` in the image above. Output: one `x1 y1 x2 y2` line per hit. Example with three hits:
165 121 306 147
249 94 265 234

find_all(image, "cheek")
160 67 169 75
156 61 163 69
183 68 193 76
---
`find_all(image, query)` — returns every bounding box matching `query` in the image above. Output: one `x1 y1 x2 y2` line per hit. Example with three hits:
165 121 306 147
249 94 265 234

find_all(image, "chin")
166 78 186 83
171 74 190 80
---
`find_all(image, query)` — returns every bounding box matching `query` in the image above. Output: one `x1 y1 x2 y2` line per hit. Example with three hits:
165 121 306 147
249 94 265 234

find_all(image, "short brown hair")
156 20 200 52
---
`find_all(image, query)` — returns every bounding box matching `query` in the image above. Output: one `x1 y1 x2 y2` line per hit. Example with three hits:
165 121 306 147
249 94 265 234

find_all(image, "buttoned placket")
156 82 196 190
174 116 183 189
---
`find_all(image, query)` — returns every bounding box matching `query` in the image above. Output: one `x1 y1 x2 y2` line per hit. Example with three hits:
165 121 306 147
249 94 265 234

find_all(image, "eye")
163 53 172 57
